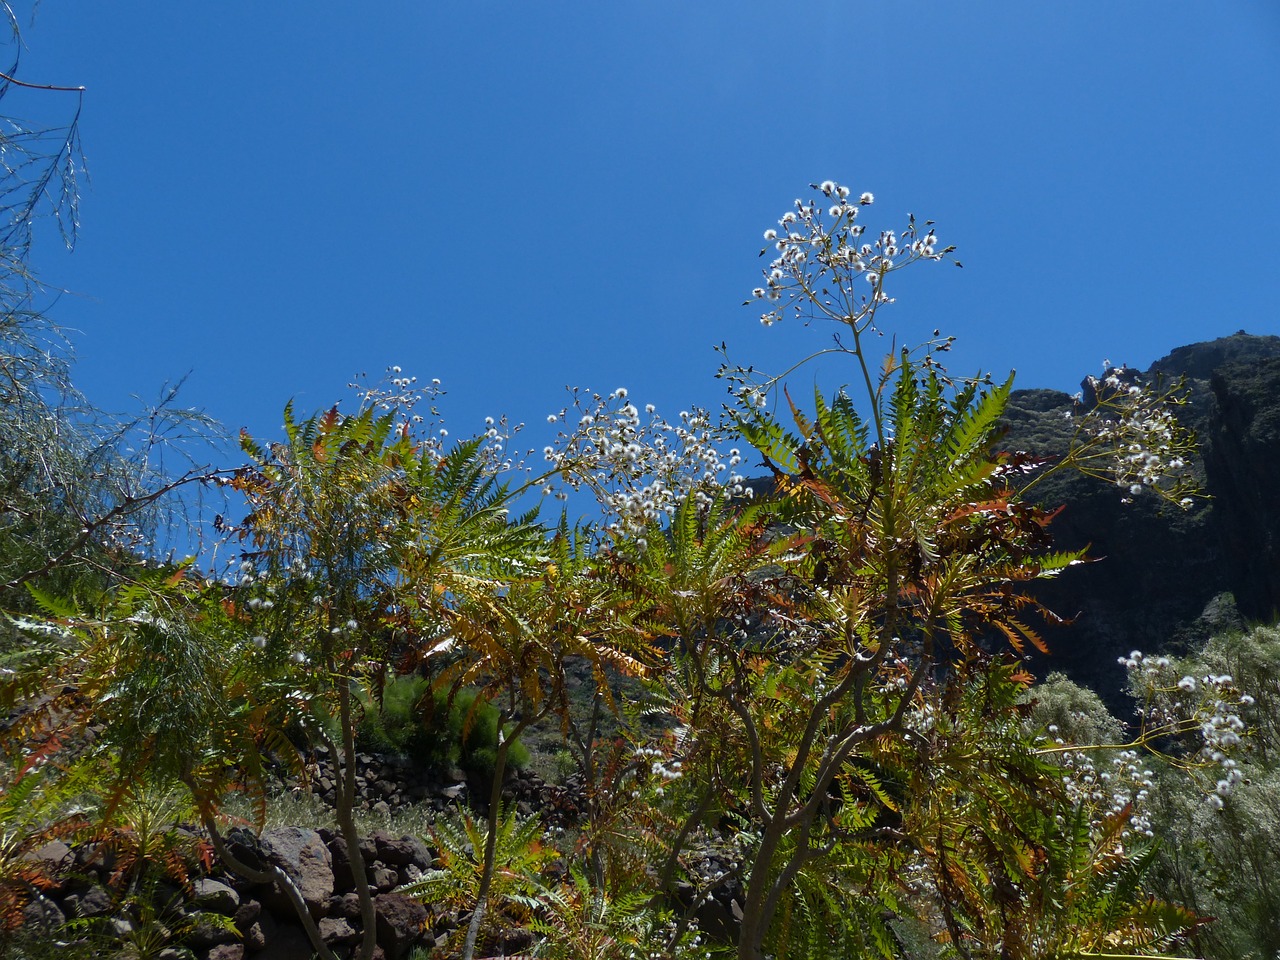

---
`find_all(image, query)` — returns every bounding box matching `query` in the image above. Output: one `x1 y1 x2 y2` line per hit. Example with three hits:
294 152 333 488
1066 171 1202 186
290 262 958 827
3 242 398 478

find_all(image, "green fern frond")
941 375 1013 473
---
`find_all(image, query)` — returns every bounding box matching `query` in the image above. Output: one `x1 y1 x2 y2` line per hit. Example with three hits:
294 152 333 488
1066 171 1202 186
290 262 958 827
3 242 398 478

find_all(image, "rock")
107 917 136 939
233 898 262 928
192 878 241 915
373 892 429 959
24 839 74 887
319 916 361 947
370 863 399 892
259 827 334 920
254 922 314 960
371 833 420 868
20 894 65 931
243 920 268 952
499 927 536 954
63 881 113 918
330 832 379 865
992 333 1280 708
188 910 242 949
152 878 188 917
225 827 265 872
330 832 385 893
203 945 246 960
692 897 736 944
74 841 106 872
1206 355 1280 621
371 800 392 818
329 891 364 919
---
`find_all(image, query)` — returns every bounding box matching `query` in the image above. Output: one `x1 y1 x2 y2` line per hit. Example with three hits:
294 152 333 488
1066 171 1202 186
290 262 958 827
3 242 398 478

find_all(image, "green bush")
451 688 530 780
354 673 436 757
353 675 528 780
1025 671 1125 748
1142 623 1280 959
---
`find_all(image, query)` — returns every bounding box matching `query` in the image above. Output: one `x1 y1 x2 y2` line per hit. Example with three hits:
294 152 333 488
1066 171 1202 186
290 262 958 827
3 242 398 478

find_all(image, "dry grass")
219 789 439 841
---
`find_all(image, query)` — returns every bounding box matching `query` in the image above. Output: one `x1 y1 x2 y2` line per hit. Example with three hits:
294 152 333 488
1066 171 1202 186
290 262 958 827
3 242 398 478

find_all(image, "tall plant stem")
337 677 379 960
460 709 540 960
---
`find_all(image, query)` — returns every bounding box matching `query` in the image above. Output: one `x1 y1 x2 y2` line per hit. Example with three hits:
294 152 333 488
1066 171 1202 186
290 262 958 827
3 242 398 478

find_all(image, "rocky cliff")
1002 332 1280 705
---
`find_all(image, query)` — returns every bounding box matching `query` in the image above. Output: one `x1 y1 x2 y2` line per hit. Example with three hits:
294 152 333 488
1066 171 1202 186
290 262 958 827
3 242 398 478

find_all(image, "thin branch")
0 68 84 92
651 783 715 910
2 466 228 593
761 829 834 936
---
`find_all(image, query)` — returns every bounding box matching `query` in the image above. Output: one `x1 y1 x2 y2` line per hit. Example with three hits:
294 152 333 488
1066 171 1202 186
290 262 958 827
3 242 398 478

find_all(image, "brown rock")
254 921 313 960
370 863 399 892
328 891 364 919
373 892 428 959
329 833 378 892
371 833 421 868
243 920 267 952
259 827 334 920
319 916 361 947
233 898 262 929
188 911 242 949
499 927 536 954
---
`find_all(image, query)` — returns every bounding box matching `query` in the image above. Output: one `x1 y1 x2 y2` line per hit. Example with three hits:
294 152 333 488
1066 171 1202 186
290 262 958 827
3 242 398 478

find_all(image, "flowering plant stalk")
578 182 1223 960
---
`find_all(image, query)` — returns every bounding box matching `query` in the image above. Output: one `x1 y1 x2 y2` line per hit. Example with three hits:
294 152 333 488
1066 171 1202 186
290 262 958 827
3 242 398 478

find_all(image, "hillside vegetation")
4 169 1278 960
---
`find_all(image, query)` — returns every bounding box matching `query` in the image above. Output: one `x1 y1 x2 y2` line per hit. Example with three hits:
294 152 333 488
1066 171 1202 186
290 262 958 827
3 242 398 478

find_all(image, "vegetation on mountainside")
4 171 1265 960
0 18 1268 952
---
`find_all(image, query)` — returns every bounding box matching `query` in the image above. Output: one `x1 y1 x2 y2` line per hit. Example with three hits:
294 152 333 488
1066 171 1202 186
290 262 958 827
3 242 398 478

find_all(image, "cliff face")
1002 332 1280 703
1203 356 1280 622
740 333 1280 706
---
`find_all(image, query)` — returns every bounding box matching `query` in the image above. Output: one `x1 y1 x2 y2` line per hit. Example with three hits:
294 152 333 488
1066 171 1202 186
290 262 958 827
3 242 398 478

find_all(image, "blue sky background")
12 2 1280 471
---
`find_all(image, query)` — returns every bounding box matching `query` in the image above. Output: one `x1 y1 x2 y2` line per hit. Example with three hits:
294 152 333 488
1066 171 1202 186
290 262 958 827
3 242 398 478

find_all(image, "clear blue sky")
13 2 1280 460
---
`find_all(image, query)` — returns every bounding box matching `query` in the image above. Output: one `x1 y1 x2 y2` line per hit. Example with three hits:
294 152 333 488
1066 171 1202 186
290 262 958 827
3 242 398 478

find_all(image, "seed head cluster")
1069 368 1199 507
1120 649 1253 808
541 388 750 541
749 181 952 331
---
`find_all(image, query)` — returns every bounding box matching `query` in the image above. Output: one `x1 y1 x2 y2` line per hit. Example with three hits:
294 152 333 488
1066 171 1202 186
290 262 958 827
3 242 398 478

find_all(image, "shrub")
452 688 531 780
353 676 529 781
1026 671 1125 748
354 674 435 757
